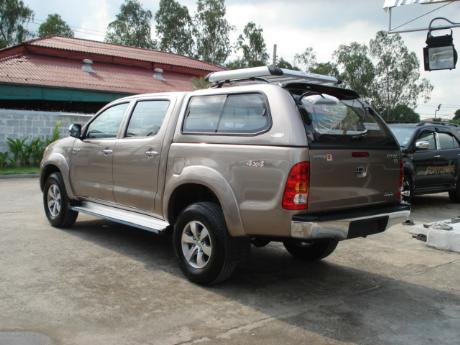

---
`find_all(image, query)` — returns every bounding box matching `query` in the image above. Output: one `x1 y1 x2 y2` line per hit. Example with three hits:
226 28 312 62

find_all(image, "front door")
435 131 460 187
113 99 171 214
412 130 441 189
70 102 130 202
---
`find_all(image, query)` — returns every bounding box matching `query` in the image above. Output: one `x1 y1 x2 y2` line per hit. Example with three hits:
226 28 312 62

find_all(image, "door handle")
102 148 113 156
433 155 441 158
145 149 159 157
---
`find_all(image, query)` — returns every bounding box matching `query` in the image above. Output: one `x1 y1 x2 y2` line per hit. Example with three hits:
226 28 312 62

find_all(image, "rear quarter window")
182 93 270 135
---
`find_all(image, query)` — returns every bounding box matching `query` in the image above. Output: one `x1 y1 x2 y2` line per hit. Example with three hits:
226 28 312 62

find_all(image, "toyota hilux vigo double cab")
40 66 410 285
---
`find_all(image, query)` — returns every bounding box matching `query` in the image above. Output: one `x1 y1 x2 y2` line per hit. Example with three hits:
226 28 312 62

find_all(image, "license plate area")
347 216 389 239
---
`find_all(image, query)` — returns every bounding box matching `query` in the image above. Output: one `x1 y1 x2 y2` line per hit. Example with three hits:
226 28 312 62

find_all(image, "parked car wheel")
173 202 249 285
449 181 460 203
402 175 414 203
43 172 78 228
283 239 338 261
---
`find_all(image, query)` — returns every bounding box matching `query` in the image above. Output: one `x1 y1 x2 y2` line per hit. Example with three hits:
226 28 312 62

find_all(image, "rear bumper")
291 203 410 241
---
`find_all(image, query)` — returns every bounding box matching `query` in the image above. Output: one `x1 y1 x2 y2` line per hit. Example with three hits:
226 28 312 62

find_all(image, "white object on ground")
409 217 460 253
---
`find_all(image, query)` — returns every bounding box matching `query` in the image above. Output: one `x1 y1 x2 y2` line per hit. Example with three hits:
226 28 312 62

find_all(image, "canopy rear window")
299 93 397 149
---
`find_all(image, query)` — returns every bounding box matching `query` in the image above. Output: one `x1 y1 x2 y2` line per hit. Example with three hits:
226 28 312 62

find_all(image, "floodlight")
424 30 458 71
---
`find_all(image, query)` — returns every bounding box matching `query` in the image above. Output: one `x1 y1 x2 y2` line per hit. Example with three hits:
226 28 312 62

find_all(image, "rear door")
299 95 401 212
112 99 172 214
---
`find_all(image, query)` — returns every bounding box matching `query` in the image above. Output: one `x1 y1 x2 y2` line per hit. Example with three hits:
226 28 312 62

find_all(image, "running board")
72 201 169 234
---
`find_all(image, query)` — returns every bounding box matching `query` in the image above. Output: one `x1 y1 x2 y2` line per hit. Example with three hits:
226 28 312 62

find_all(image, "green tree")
369 31 432 118
38 14 73 38
310 62 339 77
234 21 269 67
105 0 155 49
454 109 460 120
385 104 420 123
451 109 460 125
294 47 317 71
334 42 374 98
194 0 232 65
155 0 193 56
277 57 300 70
0 0 33 48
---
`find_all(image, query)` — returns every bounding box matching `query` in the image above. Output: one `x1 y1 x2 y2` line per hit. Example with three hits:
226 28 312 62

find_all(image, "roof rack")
205 66 340 87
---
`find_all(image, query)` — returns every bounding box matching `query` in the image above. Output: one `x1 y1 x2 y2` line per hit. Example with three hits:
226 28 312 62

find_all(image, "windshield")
389 126 416 147
299 93 397 148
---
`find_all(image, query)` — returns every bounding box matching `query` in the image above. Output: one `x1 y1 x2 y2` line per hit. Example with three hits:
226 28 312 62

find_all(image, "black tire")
173 202 249 285
449 181 460 203
43 172 78 228
402 175 414 203
283 239 338 261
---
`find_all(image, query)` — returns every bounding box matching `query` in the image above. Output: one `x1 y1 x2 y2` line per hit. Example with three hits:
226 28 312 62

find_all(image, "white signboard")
383 0 453 9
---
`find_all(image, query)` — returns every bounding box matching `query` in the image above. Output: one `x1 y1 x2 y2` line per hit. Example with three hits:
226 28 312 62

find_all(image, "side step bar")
72 201 169 234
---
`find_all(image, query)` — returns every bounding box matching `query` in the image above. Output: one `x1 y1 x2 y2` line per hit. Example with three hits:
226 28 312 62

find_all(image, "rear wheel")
173 202 249 285
43 172 78 228
283 239 338 261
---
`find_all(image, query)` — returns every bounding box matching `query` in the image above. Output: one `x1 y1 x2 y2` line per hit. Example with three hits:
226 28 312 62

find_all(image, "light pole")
435 104 442 119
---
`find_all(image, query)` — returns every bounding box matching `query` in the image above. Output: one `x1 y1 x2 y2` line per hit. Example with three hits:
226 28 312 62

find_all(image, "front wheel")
283 239 338 261
173 202 249 285
449 181 460 203
43 172 78 228
402 175 414 203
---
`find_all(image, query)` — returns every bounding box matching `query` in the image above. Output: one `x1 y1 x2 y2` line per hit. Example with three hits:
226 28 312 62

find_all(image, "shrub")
5 121 61 168
27 138 46 166
0 152 9 168
7 137 28 167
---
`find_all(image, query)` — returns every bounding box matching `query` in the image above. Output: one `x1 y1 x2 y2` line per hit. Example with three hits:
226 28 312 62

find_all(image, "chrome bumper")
291 204 410 241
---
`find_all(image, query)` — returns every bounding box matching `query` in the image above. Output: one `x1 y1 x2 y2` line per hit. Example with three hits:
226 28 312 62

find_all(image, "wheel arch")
40 152 76 199
164 166 245 237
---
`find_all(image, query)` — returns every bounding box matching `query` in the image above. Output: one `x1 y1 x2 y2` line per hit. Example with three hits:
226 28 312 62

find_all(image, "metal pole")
273 44 277 66
389 7 392 32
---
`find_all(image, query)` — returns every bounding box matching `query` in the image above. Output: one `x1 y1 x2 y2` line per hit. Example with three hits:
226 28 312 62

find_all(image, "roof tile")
28 36 222 73
0 54 195 94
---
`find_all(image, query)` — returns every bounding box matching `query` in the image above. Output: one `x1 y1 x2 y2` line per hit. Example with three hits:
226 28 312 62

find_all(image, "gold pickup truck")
40 66 410 285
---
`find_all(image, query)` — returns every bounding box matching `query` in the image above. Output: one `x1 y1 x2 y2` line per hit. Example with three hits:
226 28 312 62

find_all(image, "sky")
23 0 460 119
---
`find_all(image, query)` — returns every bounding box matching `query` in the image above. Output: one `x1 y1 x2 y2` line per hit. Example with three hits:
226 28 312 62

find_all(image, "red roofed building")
0 36 223 112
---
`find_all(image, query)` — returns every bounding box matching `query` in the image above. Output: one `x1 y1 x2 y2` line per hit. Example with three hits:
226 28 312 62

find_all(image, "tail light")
396 158 404 201
282 161 310 210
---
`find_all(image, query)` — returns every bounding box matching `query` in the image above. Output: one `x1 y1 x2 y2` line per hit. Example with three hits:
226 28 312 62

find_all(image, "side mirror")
415 140 430 150
69 123 82 138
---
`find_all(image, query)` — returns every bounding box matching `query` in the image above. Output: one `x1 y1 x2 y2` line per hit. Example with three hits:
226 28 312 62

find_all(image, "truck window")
299 94 395 148
182 95 226 133
86 103 129 139
417 131 436 150
438 132 460 150
126 100 170 137
183 93 270 134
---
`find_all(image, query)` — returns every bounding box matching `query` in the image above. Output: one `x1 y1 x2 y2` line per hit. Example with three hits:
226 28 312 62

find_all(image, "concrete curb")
0 174 39 179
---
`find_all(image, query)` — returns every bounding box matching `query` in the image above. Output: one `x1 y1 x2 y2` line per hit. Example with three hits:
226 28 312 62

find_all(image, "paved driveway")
0 178 459 345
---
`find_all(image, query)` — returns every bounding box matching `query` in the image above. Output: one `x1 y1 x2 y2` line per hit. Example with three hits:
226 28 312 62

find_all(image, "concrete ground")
0 178 459 345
